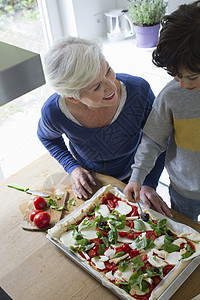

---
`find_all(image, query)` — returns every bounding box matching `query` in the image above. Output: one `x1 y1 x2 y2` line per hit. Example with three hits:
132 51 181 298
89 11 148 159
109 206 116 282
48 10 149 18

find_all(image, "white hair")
44 37 104 99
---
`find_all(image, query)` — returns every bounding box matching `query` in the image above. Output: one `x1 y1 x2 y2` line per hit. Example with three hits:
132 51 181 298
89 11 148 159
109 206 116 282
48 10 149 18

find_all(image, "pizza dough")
47 185 200 300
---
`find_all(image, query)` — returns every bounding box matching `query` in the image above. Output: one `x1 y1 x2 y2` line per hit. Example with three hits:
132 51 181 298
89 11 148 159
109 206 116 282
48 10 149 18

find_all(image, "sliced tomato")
92 238 103 245
126 220 134 228
96 227 108 237
118 231 127 237
88 249 97 258
163 264 175 276
146 230 157 241
126 231 139 239
131 206 139 216
152 275 162 286
121 243 131 253
129 250 140 259
106 199 115 210
115 246 123 253
104 262 118 272
187 240 196 251
30 209 43 222
140 254 148 261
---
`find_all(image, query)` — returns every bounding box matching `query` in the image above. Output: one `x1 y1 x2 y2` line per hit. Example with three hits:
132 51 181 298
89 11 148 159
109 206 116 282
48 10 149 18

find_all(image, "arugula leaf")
101 236 109 247
129 271 143 286
149 219 167 236
115 282 131 293
67 198 76 206
97 243 106 255
108 213 126 230
87 204 99 216
131 255 144 272
79 218 96 231
181 244 195 259
161 243 180 253
96 231 110 247
135 236 155 250
68 224 78 230
164 232 175 244
47 197 67 211
118 259 129 272
139 280 149 293
146 267 163 278
72 228 83 241
113 251 125 258
134 219 145 231
108 226 118 244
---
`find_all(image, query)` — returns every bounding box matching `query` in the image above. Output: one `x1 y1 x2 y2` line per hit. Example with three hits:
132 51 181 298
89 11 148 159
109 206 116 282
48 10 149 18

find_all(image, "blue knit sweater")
37 73 165 188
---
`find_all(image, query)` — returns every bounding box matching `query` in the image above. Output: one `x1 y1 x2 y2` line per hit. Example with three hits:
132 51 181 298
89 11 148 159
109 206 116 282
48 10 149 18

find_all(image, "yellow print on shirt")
174 118 200 151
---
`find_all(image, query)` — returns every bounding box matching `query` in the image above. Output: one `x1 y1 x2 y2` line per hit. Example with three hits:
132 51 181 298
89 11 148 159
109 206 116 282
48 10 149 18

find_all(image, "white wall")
38 0 196 46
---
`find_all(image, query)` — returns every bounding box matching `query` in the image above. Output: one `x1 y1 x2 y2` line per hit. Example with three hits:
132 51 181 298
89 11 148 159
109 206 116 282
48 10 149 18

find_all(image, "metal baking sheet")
47 234 200 300
46 186 200 300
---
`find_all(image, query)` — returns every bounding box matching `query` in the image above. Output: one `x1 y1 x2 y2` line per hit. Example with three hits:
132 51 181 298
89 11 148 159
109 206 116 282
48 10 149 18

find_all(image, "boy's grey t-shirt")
131 79 200 200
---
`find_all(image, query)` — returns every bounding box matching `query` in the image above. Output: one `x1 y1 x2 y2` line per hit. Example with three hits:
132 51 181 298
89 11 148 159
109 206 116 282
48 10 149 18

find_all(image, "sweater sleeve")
37 117 80 175
130 88 173 187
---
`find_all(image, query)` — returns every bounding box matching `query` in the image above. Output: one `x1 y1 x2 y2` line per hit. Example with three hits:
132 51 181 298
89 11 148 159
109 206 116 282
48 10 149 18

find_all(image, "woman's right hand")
70 167 96 199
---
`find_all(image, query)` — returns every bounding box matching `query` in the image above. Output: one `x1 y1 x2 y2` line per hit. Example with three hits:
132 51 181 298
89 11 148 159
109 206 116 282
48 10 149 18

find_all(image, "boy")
124 0 200 222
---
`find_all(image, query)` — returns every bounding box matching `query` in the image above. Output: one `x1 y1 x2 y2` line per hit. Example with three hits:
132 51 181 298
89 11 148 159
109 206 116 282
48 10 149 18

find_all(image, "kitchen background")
0 0 195 209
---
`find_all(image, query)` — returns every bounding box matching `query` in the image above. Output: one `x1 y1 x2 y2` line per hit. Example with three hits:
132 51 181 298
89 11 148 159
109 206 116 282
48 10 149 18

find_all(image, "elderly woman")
37 37 171 216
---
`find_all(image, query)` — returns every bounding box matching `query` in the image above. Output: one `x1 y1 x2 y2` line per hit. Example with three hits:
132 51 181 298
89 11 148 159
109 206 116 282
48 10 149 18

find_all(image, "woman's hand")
124 182 173 218
70 167 96 199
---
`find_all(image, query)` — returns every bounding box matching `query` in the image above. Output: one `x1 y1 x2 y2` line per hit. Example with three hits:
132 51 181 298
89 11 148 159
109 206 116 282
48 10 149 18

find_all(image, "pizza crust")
47 184 200 300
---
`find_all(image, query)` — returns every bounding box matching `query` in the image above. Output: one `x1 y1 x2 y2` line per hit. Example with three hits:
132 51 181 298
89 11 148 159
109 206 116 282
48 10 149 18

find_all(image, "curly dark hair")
152 0 200 76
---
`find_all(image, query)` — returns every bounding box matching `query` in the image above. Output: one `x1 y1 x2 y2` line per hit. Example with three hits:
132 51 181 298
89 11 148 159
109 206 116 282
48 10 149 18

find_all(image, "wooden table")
0 153 200 300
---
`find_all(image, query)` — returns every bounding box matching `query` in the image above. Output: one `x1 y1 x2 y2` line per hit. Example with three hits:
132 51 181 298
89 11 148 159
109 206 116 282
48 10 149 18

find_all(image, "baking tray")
47 234 200 300
46 186 200 300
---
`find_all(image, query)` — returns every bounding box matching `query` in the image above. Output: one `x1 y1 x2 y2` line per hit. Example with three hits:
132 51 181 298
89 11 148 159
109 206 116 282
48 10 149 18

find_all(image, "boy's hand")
140 185 173 218
124 182 173 218
123 181 141 202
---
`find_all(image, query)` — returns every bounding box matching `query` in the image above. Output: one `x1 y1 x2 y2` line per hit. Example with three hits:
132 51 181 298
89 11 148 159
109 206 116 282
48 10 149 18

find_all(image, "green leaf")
79 218 96 231
146 267 163 278
181 244 194 259
131 255 144 272
113 251 125 258
108 226 118 244
139 280 149 293
108 213 126 230
68 198 76 206
134 219 145 231
164 233 175 244
118 259 130 272
162 244 180 253
72 229 83 241
135 236 155 250
129 271 143 286
149 219 167 236
97 243 106 255
68 224 78 230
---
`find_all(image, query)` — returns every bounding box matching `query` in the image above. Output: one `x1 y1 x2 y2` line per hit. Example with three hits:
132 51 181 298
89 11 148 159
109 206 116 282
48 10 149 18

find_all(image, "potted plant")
128 0 168 48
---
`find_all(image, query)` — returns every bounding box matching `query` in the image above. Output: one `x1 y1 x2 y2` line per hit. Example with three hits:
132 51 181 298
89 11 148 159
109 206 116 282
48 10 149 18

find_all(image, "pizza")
47 185 200 300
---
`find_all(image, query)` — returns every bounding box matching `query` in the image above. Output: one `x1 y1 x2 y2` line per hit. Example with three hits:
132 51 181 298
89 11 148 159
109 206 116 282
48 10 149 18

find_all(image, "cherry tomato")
106 199 115 210
33 211 50 228
129 250 140 259
121 243 131 253
119 231 127 237
88 249 97 258
33 196 46 210
146 230 157 241
30 209 43 222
